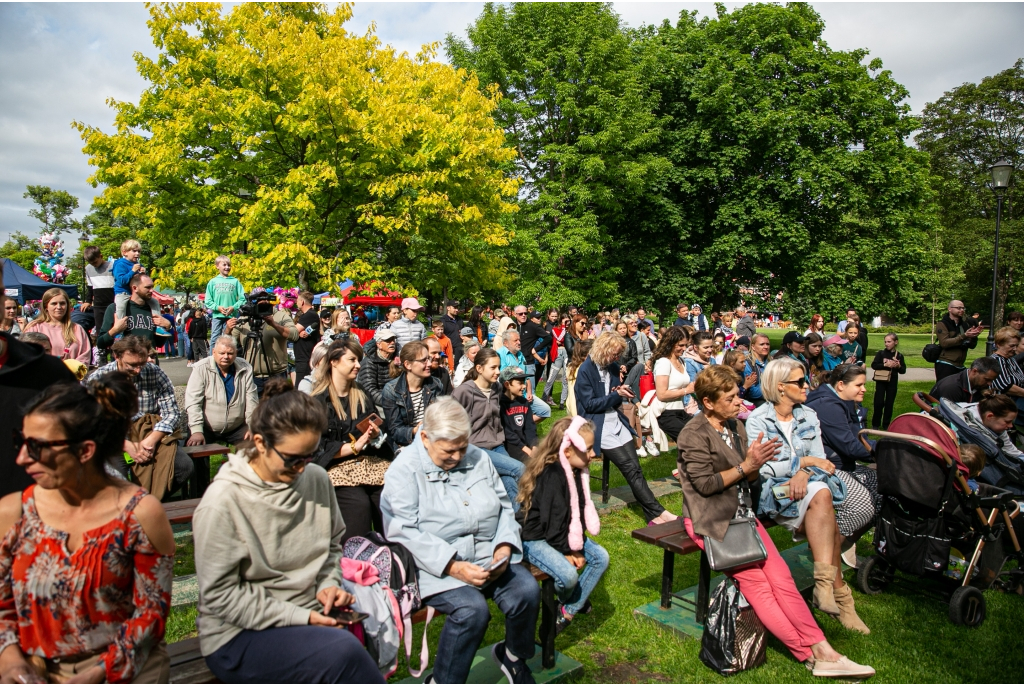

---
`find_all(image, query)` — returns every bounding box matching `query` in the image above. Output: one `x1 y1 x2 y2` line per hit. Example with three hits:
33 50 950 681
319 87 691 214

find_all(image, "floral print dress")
0 486 172 683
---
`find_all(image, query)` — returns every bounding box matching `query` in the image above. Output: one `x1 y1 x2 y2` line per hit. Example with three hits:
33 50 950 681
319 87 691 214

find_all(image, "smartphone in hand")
356 413 383 435
327 607 369 625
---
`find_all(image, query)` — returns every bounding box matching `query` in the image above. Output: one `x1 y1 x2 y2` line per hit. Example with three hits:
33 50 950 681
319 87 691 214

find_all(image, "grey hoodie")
193 452 346 655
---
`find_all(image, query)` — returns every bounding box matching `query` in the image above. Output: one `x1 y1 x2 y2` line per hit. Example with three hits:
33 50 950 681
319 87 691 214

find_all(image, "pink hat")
825 334 845 346
401 297 424 311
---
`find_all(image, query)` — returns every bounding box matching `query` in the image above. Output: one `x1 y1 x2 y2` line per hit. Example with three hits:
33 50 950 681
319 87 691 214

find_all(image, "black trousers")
294 360 312 388
872 380 899 429
656 409 691 444
934 362 962 382
601 441 665 522
334 484 383 543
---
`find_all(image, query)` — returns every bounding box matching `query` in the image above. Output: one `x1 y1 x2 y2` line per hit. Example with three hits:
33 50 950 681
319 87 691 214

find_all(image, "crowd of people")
5 240 1024 684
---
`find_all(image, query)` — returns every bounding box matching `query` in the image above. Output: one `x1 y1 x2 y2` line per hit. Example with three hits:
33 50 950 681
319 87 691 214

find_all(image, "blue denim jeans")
530 395 551 418
423 563 539 684
480 445 523 510
522 538 609 616
210 317 227 345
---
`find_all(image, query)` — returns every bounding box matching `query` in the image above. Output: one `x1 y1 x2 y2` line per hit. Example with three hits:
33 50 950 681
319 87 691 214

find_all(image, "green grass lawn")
166 379 1024 682
758 329 985 369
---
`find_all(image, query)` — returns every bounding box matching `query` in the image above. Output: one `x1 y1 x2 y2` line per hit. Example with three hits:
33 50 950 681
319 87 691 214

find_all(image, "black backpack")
922 343 942 363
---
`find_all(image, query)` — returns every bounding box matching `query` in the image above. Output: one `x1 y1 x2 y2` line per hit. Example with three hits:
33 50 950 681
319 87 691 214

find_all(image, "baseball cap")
319 309 331 319
401 297 424 311
824 334 846 346
460 326 475 336
500 366 529 383
734 336 751 348
782 331 806 346
529 310 543 319
374 328 398 341
444 299 459 307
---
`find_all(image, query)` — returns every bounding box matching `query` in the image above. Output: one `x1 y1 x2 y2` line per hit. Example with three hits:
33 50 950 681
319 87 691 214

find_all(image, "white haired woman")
381 397 539 684
574 331 677 525
745 358 873 635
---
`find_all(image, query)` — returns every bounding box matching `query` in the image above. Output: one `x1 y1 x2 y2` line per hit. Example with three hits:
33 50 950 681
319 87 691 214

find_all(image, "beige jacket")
185 357 258 435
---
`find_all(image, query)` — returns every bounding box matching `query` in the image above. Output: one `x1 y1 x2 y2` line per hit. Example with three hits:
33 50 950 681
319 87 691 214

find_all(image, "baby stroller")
857 412 1022 627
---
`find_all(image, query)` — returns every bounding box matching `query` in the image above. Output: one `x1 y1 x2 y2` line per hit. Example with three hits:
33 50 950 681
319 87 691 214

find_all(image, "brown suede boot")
833 583 870 634
813 562 840 615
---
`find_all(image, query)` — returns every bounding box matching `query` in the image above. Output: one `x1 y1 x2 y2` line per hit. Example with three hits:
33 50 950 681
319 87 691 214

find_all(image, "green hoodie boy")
204 256 246 320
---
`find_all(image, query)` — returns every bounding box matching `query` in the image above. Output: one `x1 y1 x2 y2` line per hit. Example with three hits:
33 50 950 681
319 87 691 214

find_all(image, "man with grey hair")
495 329 550 421
934 299 983 381
185 335 258 447
735 305 757 339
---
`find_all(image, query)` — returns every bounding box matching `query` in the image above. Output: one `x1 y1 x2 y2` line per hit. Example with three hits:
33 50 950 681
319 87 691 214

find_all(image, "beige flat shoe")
841 540 859 568
812 655 876 679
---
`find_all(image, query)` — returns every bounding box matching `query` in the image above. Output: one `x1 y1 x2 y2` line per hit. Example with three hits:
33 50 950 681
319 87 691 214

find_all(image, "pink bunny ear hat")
559 416 600 550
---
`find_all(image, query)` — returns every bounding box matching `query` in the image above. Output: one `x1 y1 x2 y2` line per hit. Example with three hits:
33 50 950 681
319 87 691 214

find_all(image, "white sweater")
193 452 346 655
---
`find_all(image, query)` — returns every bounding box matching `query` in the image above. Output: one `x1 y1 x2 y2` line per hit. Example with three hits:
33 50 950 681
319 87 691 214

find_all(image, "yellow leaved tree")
75 2 518 295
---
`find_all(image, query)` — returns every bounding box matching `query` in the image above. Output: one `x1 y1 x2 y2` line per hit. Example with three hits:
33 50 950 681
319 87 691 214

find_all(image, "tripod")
241 315 276 391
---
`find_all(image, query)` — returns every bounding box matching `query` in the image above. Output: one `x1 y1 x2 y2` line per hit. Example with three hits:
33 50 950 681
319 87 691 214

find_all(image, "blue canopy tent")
1 258 79 304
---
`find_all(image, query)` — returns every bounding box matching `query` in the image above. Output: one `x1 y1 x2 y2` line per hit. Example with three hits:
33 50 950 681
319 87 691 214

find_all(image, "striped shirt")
991 353 1024 395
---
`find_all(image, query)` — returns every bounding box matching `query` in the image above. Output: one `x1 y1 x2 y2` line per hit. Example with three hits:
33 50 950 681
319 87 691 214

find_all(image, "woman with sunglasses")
745 359 871 635
192 377 384 684
0 373 176 684
381 340 444 451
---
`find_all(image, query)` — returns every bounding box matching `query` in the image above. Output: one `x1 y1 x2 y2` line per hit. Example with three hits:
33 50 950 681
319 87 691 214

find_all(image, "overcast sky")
1 2 1021 240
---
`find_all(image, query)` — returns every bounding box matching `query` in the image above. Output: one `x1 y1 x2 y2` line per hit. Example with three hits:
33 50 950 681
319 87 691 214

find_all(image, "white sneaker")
812 655 875 679
644 439 660 457
840 540 859 569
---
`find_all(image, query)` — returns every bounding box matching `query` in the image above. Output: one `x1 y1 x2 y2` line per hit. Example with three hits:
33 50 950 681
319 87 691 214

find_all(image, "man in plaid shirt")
89 335 194 495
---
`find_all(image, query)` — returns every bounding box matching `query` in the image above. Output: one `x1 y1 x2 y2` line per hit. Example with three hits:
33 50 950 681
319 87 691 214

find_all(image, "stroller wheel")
857 555 890 595
949 586 986 627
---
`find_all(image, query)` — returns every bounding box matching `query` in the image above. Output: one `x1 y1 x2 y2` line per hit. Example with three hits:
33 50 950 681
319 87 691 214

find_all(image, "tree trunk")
297 268 308 292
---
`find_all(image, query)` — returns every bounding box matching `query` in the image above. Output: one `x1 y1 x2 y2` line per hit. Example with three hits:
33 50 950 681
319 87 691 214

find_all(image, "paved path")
903 367 934 382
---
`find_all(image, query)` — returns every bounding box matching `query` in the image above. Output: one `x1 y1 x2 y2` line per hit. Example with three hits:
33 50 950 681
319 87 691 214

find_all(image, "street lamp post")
986 158 1013 355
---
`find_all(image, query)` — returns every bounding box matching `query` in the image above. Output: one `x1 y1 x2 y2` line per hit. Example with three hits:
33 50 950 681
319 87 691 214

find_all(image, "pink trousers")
685 518 824 661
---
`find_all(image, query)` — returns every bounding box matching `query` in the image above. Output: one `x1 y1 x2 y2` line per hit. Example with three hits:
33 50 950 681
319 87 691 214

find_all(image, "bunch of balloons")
33 233 68 283
273 287 299 310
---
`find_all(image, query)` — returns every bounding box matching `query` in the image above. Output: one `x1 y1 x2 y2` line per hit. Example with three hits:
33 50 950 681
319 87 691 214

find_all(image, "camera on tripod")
239 291 278 322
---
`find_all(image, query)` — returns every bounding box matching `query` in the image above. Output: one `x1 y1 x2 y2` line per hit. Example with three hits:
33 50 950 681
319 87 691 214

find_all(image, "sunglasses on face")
13 429 76 462
781 378 807 389
269 443 317 469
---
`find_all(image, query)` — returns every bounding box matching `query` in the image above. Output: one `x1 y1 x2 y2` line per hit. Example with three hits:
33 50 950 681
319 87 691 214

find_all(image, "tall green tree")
0 232 39 272
447 2 669 309
76 2 518 296
917 59 1023 327
23 186 80 236
627 3 937 321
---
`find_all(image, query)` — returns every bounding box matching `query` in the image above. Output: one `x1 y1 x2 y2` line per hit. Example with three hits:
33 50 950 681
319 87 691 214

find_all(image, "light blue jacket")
381 435 523 598
744 402 827 481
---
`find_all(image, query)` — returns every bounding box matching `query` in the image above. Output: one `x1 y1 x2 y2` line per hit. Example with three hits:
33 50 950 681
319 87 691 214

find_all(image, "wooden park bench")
632 518 775 624
181 443 231 498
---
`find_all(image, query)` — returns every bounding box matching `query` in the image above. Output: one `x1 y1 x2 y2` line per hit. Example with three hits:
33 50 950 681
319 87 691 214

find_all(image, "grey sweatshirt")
193 452 346 655
452 380 504 449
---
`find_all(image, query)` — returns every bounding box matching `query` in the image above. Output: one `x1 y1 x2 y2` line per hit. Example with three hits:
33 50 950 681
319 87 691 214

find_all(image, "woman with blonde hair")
23 288 91 363
311 338 393 541
574 331 676 524
518 416 609 635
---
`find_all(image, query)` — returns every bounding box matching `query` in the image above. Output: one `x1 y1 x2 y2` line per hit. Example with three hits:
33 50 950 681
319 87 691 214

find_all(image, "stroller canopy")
887 412 968 477
876 413 967 510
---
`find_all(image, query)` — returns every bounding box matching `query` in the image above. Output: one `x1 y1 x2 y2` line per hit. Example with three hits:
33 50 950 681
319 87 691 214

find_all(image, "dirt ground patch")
593 659 671 683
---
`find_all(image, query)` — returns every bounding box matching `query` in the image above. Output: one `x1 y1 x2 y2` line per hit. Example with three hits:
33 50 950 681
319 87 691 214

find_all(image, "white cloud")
1 1 1020 241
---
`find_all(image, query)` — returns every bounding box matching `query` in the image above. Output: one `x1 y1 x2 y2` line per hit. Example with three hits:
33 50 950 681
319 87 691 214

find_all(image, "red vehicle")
339 282 405 345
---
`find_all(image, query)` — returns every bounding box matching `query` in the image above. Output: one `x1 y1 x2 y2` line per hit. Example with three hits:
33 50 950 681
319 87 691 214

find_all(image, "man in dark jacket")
357 328 398 408
441 299 464 366
934 300 983 381
930 356 999 404
1 261 77 497
519 310 551 390
673 303 693 328
425 336 453 395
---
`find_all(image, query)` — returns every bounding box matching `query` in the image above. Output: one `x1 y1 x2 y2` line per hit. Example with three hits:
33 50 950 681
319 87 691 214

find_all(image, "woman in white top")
651 326 694 442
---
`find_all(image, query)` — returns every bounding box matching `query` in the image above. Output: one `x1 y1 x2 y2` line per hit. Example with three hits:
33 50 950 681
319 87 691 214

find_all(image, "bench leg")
660 549 675 609
602 454 609 504
195 456 211 498
539 577 556 669
695 550 711 624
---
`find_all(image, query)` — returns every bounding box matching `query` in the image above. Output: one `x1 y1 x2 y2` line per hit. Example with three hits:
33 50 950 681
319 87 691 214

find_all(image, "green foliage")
22 185 80 236
76 2 518 296
0 232 39 272
447 2 669 309
628 3 937 322
917 58 1024 325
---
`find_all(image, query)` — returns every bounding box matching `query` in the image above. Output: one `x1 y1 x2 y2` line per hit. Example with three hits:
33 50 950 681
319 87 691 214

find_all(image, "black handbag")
702 427 768 572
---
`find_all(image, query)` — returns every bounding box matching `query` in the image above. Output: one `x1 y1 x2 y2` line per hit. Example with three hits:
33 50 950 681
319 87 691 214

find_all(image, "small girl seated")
517 416 610 635
958 443 986 493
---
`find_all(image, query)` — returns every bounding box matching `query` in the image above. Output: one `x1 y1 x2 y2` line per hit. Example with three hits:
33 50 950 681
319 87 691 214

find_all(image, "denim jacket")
758 467 846 519
744 402 826 481
381 373 444 450
743 356 769 400
380 437 522 598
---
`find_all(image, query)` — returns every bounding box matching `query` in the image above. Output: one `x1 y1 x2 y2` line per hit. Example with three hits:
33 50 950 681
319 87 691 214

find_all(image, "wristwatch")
735 463 745 477
800 467 814 476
